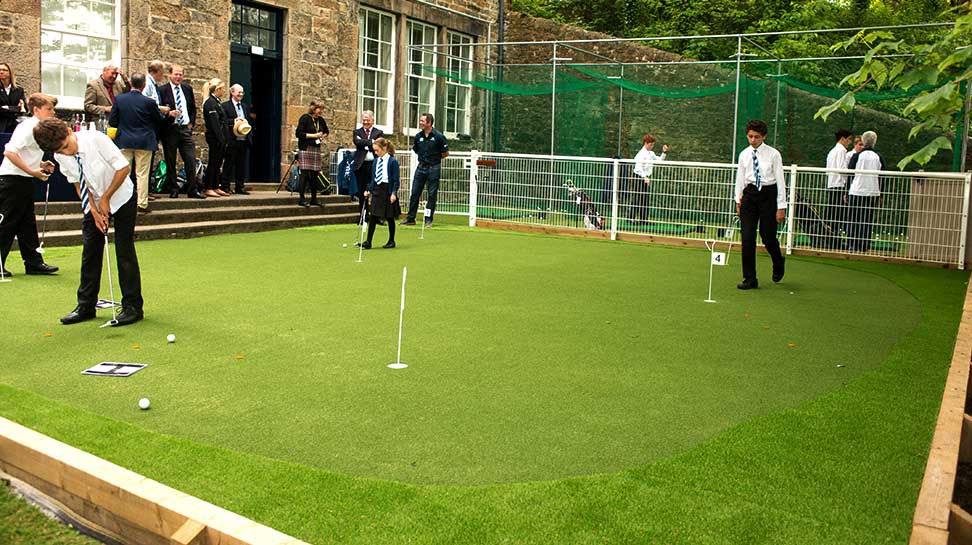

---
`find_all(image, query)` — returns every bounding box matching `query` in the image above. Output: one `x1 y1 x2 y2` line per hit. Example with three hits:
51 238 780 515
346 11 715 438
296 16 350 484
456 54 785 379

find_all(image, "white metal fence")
332 149 971 268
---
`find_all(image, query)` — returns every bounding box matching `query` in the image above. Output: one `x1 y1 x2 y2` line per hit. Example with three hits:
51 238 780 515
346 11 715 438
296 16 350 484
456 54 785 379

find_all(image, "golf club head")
99 319 119 328
35 245 46 254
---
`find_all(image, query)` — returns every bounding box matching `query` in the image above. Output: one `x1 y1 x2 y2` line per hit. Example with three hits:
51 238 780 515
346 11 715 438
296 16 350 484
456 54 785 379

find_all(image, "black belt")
418 162 439 168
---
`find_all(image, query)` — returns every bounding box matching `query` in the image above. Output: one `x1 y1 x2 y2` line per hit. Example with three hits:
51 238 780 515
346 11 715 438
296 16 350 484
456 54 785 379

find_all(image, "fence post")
960 173 971 270
610 158 619 240
469 150 479 227
785 164 798 255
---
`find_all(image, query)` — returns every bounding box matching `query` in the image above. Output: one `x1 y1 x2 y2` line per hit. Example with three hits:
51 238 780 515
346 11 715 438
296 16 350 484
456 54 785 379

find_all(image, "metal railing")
334 149 971 268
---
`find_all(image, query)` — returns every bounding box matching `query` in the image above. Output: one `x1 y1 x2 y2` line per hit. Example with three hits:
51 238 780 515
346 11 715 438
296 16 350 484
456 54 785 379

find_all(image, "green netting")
567 65 737 98
771 75 934 102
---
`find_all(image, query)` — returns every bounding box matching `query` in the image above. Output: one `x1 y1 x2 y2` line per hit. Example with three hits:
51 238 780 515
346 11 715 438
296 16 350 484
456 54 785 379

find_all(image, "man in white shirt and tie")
734 119 786 290
158 64 203 199
824 128 853 249
221 84 253 195
33 118 144 326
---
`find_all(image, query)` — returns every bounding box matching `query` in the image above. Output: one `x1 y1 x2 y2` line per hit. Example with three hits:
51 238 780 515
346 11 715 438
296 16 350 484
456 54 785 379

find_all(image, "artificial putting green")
1 224 968 543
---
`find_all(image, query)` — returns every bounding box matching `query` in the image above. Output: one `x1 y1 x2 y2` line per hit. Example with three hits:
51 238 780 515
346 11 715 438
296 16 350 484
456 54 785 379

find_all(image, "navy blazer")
368 155 400 194
157 81 197 127
352 126 385 170
108 90 165 150
222 99 253 143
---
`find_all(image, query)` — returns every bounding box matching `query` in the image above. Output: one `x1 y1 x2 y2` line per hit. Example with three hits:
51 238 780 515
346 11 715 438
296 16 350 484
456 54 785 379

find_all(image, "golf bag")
564 181 604 230
794 195 835 248
150 160 167 193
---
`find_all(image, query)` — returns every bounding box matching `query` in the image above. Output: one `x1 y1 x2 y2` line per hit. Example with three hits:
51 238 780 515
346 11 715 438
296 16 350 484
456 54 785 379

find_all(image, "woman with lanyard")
201 78 229 197
294 100 329 207
359 137 400 249
0 63 26 134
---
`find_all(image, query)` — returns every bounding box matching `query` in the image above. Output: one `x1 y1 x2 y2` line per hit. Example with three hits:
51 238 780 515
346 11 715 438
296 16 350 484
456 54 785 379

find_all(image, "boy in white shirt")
631 133 668 222
824 128 853 249
734 119 786 290
0 93 60 277
33 118 144 326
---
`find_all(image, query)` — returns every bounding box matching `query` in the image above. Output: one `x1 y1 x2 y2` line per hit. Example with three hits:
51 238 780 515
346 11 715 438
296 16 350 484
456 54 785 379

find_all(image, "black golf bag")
565 181 604 230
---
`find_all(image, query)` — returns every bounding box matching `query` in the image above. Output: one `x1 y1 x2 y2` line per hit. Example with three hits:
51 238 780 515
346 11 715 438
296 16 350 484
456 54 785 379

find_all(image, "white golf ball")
166 333 176 343
138 398 150 410
342 243 348 248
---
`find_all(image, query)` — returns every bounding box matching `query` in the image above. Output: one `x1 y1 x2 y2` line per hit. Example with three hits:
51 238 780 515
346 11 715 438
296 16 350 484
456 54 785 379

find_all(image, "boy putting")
33 118 144 326
734 119 786 290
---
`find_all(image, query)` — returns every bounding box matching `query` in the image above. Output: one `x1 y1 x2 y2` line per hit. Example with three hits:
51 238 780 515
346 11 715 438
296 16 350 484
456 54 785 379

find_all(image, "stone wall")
0 1 41 98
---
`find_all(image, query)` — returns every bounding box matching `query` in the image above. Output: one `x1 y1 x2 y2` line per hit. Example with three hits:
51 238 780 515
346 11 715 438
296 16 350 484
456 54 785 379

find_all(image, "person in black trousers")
359 138 400 249
294 99 329 207
0 63 26 134
202 78 228 197
734 119 786 290
222 84 253 195
352 110 383 218
403 113 449 227
157 64 203 199
34 118 143 326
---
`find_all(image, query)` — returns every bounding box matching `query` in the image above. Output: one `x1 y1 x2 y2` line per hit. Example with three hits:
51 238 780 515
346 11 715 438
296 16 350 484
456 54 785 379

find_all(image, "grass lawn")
0 222 967 543
0 484 100 545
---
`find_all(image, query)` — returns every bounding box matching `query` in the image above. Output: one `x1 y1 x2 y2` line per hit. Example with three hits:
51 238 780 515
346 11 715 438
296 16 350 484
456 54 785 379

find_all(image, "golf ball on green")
139 398 150 410
342 243 348 248
167 333 176 343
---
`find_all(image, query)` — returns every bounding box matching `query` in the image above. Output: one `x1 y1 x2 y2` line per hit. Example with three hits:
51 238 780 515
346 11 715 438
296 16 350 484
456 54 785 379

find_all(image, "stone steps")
31 188 361 248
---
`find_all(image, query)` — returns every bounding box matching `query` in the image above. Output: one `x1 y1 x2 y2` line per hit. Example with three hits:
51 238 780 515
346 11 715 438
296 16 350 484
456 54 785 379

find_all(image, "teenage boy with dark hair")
734 119 786 290
0 93 60 277
33 118 144 326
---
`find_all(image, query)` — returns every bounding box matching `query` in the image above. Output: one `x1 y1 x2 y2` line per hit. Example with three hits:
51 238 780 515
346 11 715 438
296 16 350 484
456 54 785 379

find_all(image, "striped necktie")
174 85 186 125
752 149 762 190
235 101 244 118
375 158 384 185
76 155 90 215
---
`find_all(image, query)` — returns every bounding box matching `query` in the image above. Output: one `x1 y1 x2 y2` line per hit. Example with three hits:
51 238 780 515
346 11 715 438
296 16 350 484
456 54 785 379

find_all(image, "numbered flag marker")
711 252 726 266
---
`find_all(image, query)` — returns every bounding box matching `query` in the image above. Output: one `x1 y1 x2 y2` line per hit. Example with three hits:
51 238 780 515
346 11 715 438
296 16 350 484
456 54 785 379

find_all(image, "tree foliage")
815 7 971 168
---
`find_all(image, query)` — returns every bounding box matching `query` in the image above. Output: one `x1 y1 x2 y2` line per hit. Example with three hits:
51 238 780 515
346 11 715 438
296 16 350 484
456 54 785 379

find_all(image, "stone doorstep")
39 192 356 215
36 212 360 247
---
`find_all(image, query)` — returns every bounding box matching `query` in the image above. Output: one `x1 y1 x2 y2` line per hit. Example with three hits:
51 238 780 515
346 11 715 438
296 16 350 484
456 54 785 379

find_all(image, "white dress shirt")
826 142 850 188
849 149 883 197
0 116 43 178
56 131 133 214
633 147 666 178
734 143 787 209
171 83 190 126
373 155 388 185
142 79 160 105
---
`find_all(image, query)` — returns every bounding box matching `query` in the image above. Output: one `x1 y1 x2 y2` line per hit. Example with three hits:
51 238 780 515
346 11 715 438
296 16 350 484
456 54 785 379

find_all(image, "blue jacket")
108 90 165 150
337 150 358 196
369 155 400 194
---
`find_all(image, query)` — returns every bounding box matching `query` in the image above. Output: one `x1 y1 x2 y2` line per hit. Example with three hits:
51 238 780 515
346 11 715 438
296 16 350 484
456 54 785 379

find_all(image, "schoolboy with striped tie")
33 118 144 326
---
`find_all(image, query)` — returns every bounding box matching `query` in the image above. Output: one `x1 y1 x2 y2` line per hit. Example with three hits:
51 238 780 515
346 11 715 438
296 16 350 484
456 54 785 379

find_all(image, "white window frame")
444 31 473 137
358 7 396 132
405 20 437 137
41 0 122 111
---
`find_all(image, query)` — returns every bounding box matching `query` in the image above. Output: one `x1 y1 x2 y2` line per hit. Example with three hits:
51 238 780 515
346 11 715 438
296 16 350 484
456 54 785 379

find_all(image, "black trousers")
0 175 45 270
162 125 198 195
354 161 372 217
225 139 249 191
78 195 142 311
407 164 441 221
823 187 846 249
204 136 225 191
739 184 784 282
847 195 879 252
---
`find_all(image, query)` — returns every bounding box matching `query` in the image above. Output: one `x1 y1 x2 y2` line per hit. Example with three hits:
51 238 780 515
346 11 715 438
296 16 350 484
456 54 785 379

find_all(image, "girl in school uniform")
360 137 400 249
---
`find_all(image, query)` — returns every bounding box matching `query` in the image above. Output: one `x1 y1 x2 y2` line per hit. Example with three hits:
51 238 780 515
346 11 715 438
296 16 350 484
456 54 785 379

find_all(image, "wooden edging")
0 417 308 545
911 279 972 544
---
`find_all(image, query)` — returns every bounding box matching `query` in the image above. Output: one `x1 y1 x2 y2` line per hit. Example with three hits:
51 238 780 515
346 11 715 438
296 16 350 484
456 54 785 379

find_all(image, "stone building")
0 0 499 181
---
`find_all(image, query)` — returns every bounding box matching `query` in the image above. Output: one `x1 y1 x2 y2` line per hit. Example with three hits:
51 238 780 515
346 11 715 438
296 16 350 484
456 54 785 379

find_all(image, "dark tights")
366 216 395 245
298 170 318 202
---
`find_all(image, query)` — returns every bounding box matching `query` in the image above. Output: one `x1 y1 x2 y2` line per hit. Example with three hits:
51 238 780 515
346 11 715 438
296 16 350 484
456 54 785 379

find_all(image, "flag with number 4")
711 252 726 266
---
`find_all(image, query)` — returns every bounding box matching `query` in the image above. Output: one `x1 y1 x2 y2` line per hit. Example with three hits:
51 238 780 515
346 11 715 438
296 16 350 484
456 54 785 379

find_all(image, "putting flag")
711 252 726 266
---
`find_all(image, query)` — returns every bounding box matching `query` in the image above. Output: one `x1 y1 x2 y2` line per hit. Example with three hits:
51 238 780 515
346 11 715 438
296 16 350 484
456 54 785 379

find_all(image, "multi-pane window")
405 21 437 133
358 8 395 129
230 3 279 51
444 31 473 135
41 0 120 110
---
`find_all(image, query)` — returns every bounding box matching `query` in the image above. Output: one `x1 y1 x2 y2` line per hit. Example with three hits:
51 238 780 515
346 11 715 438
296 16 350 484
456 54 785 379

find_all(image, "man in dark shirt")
402 113 449 227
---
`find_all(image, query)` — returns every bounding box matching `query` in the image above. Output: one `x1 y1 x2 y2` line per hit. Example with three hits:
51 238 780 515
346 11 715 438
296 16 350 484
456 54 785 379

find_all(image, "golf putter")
36 177 52 254
0 213 9 283
99 229 119 328
356 197 368 263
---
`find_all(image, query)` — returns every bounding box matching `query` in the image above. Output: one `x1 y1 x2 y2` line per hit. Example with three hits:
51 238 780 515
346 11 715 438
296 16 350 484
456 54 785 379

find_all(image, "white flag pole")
420 201 427 240
388 266 408 369
0 214 10 283
704 239 716 303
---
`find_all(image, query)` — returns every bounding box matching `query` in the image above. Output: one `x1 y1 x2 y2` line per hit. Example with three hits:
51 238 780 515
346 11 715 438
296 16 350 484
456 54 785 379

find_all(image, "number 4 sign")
711 252 726 266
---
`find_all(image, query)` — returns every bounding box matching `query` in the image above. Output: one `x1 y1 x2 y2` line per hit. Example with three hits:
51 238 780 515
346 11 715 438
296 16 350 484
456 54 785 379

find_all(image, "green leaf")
939 47 972 73
814 92 856 121
897 67 940 90
904 83 957 116
896 137 953 170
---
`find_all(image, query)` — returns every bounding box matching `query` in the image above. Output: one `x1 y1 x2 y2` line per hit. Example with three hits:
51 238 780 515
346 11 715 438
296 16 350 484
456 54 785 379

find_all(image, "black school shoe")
383 241 396 249
737 279 759 290
26 263 59 275
772 260 785 283
60 306 96 325
111 307 144 327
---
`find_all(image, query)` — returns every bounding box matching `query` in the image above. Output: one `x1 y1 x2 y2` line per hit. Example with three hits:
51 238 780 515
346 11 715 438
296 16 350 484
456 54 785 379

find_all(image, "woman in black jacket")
0 63 26 134
294 100 329 207
202 78 228 197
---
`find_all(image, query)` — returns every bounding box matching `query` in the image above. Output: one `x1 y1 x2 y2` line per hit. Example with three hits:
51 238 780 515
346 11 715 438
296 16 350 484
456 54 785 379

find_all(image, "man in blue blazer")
157 64 203 199
109 72 169 214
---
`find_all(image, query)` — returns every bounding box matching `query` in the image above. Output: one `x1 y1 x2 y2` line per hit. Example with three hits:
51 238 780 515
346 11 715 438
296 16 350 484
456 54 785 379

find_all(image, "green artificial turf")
0 484 100 545
0 224 967 543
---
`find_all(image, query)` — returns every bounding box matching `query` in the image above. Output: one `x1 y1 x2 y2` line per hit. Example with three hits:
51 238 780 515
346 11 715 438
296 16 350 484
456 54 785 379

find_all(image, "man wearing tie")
157 64 203 199
83 64 130 119
109 73 169 214
222 84 253 195
352 110 383 217
734 119 786 290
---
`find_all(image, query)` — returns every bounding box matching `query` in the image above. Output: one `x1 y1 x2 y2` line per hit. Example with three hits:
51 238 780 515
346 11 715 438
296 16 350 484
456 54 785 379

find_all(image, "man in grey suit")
84 64 131 118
